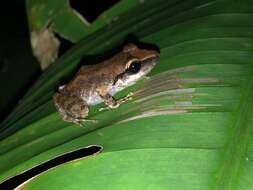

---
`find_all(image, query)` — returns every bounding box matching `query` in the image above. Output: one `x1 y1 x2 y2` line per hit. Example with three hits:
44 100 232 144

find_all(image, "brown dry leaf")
31 27 60 70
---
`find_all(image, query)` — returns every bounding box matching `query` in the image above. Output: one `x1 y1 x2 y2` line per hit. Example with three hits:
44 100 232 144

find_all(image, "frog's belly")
84 94 103 106
82 87 120 106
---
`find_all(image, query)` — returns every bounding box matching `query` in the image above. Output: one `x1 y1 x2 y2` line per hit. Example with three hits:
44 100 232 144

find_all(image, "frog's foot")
62 115 82 125
118 92 134 104
99 92 134 112
62 115 97 126
77 119 98 127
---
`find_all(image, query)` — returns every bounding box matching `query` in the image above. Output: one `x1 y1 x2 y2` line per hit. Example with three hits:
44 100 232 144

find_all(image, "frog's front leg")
53 93 90 125
99 92 133 111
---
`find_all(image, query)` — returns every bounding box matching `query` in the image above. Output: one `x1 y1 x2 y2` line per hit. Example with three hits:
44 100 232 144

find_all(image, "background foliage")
0 0 253 189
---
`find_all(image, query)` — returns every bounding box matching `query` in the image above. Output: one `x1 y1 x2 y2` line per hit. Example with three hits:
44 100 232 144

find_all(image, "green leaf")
26 0 141 42
1 0 253 189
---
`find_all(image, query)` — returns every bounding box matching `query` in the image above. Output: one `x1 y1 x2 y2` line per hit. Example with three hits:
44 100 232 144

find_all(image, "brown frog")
53 43 160 125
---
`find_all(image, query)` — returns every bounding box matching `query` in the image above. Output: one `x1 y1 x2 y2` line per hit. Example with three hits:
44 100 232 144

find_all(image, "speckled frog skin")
53 43 160 125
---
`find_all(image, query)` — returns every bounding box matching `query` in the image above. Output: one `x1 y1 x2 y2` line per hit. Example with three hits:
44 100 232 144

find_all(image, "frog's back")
61 53 127 105
64 64 106 92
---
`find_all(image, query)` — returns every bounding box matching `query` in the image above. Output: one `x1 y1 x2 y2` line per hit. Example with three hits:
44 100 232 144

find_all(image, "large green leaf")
1 0 253 189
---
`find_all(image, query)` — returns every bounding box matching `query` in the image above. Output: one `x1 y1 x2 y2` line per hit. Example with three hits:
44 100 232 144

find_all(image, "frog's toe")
80 118 97 123
61 115 80 125
99 107 110 112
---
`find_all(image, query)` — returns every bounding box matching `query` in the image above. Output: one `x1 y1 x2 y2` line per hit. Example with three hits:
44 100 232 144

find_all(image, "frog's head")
114 43 160 88
123 43 159 75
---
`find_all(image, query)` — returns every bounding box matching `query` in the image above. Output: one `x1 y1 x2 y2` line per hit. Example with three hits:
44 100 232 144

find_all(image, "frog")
53 43 160 125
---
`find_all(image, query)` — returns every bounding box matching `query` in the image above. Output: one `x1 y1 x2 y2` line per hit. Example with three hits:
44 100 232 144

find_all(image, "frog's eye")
128 60 141 74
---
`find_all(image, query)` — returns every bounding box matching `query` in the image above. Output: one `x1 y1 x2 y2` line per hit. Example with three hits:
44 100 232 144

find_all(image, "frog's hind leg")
53 93 91 125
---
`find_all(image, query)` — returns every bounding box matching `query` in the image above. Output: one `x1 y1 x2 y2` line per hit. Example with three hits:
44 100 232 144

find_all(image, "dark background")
0 0 119 122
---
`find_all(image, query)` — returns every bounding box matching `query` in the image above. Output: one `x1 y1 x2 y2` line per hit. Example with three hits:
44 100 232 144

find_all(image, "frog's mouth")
141 55 160 65
140 54 160 73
